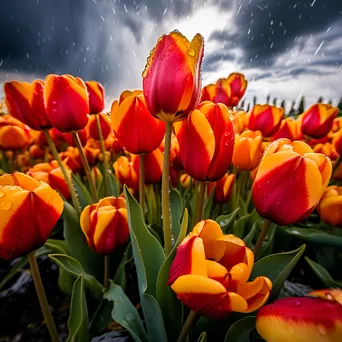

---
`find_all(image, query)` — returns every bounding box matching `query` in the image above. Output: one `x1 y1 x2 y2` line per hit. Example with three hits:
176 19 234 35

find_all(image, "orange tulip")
313 143 339 161
256 297 342 342
308 289 342 305
0 124 30 151
0 172 64 259
113 155 138 189
201 84 216 102
272 117 300 141
332 117 342 133
44 74 89 132
104 133 124 155
112 94 165 154
317 186 342 227
180 173 192 188
333 128 342 155
232 130 263 170
88 113 112 140
80 197 129 255
248 104 284 137
252 139 332 225
51 127 89 147
175 101 235 181
233 111 248 134
168 220 272 318
119 89 142 104
27 161 71 200
4 79 53 130
301 103 338 139
208 173 235 204
143 31 204 122
85 81 105 114
29 144 46 159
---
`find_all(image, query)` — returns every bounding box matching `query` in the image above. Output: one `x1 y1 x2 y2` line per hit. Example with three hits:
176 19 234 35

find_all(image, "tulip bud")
44 74 89 132
29 145 46 159
272 117 300 141
119 89 142 104
301 103 338 139
180 173 192 188
0 124 30 150
333 128 342 155
232 130 263 170
225 73 247 107
88 113 112 140
313 143 338 161
175 102 235 181
91 167 103 188
0 172 64 259
317 186 342 227
143 31 204 122
233 111 248 134
248 104 284 137
208 173 235 204
252 139 332 225
201 84 216 102
80 196 129 255
113 156 138 189
85 81 105 114
112 94 165 154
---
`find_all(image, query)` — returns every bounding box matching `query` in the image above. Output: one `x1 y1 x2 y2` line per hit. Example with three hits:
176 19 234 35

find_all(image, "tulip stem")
72 132 99 203
254 219 271 258
104 255 110 290
162 121 173 256
139 154 145 218
95 114 110 197
44 130 81 216
195 181 206 223
28 252 59 342
177 310 197 342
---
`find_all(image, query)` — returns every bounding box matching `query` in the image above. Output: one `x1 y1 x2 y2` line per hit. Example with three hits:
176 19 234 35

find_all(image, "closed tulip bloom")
113 155 138 189
88 113 112 140
272 117 299 141
168 220 272 318
132 148 163 184
201 84 216 102
333 128 342 155
256 297 342 342
85 81 105 114
252 139 332 226
248 104 284 137
119 89 142 104
208 173 235 204
112 94 165 154
317 186 342 227
213 78 232 107
29 145 46 159
232 130 263 170
143 31 204 122
224 73 248 107
0 173 64 259
44 74 89 132
175 102 235 181
80 197 129 255
27 161 71 200
313 143 338 161
180 173 192 188
4 80 53 130
51 127 89 147
233 111 248 134
0 124 30 150
91 167 103 188
301 103 338 139
104 133 124 155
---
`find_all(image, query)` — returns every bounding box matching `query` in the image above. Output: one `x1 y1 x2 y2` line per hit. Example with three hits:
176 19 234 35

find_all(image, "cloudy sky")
1 0 342 110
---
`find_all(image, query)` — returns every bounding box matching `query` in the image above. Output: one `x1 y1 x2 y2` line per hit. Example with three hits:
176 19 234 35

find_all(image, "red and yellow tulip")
113 155 138 189
317 186 342 227
208 173 235 204
88 113 112 140
272 117 300 141
168 220 272 318
85 81 105 114
333 128 342 155
313 143 339 161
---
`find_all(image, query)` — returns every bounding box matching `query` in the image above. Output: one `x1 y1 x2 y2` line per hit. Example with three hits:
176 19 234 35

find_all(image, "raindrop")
0 201 12 210
317 325 327 335
187 48 195 57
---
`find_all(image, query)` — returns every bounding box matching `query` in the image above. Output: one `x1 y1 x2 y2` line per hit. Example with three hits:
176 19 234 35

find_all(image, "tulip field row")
0 30 342 342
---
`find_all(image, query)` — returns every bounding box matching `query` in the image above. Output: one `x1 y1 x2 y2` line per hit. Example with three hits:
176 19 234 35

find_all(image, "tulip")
0 172 64 259
317 186 342 227
272 117 300 141
44 74 89 132
168 220 272 318
180 173 192 188
333 128 342 155
201 84 216 102
85 81 105 114
113 155 138 189
51 127 89 147
105 133 124 155
112 94 166 154
4 80 53 130
256 297 342 342
119 89 142 104
143 30 204 122
91 167 103 188
313 143 339 161
232 130 263 170
233 111 248 134
80 196 129 255
88 113 112 140
252 139 332 225
132 148 163 184
174 101 235 181
248 104 284 137
0 123 30 150
29 145 46 159
27 161 71 200
332 117 342 133
308 289 342 305
208 173 235 204
301 103 338 139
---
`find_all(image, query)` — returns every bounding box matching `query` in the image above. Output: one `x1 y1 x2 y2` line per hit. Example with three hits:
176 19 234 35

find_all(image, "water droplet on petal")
317 325 327 335
0 201 12 210
168 45 175 52
187 48 195 57
0 191 4 198
209 128 214 134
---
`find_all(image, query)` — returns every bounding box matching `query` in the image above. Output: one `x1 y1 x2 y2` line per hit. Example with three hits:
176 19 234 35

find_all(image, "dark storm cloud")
202 51 237 72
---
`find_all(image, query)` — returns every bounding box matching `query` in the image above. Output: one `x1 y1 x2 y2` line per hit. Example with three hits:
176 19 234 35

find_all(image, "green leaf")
232 212 251 238
98 171 120 198
63 202 103 280
104 283 149 342
204 185 215 220
215 208 240 233
224 316 256 342
49 253 103 296
243 220 260 249
89 299 113 337
260 223 277 258
285 227 342 248
250 244 306 300
305 257 342 288
197 332 207 342
170 188 184 239
72 173 92 209
124 186 167 342
67 275 89 342
156 210 188 342
113 243 133 290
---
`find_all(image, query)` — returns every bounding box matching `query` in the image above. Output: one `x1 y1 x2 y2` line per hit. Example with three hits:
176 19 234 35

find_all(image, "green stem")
195 181 206 223
139 154 145 219
95 114 110 197
44 146 49 163
177 310 197 342
162 121 173 256
104 255 110 290
28 252 59 342
44 130 81 216
254 219 271 258
333 156 342 174
72 132 98 203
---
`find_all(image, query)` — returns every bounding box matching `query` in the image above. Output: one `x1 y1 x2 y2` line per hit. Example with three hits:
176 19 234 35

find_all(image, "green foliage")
224 316 256 342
